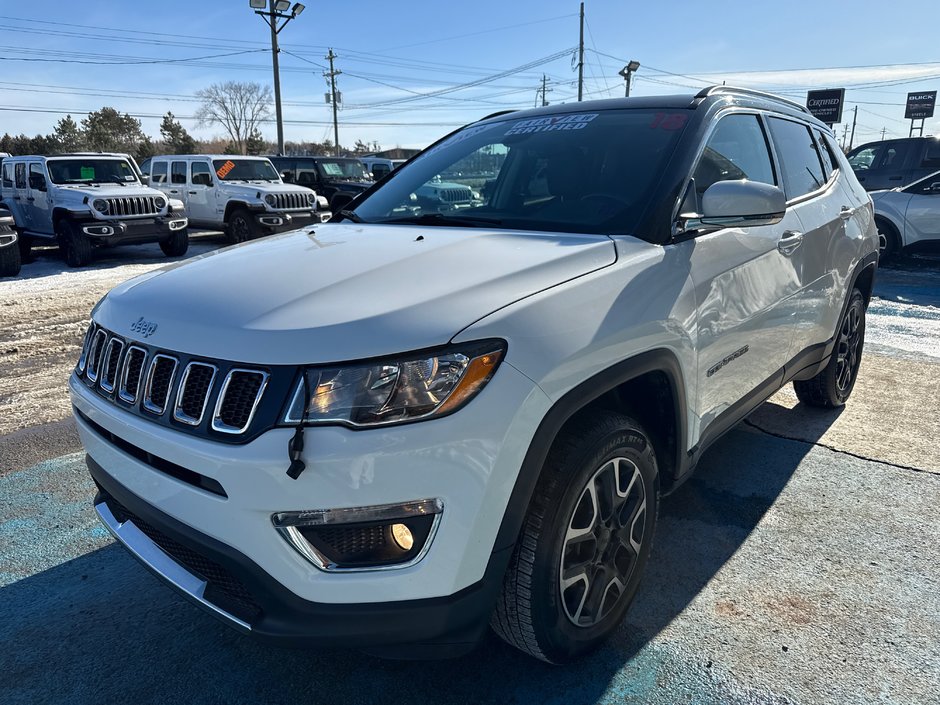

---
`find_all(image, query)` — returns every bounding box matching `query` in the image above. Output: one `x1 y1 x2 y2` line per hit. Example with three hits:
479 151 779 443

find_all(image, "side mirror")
331 193 353 211
282 171 294 183
928 182 940 193
140 175 150 185
28 174 46 192
681 180 786 233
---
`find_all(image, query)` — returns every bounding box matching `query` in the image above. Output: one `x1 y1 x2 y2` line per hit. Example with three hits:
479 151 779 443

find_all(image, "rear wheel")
159 228 189 257
226 208 258 244
491 411 659 663
793 288 866 408
57 220 94 268
17 232 32 262
0 241 21 277
875 218 900 261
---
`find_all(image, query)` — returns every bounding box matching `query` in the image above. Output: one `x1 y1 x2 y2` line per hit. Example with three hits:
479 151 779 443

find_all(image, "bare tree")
195 82 272 155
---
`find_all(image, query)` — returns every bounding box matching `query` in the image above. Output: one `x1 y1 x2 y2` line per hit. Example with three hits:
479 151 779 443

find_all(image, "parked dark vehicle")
0 206 21 277
269 156 373 212
846 136 940 191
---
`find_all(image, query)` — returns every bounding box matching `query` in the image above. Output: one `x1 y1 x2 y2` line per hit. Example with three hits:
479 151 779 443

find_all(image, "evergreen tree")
53 115 83 152
159 112 197 154
81 107 148 156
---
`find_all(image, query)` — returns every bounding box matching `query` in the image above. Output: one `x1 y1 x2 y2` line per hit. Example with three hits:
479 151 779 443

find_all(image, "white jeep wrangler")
73 87 878 663
143 155 330 244
0 153 188 267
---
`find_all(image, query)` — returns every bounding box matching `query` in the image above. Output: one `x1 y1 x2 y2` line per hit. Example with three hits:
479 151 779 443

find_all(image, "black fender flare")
491 348 689 556
223 201 264 223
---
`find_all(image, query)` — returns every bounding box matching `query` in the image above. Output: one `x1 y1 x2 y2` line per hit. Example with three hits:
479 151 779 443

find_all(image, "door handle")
188 191 197 195
26 197 34 202
169 189 179 194
12 195 20 200
839 206 855 220
777 230 803 256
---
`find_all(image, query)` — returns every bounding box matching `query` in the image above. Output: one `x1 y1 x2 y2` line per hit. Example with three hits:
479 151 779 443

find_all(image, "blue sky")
0 0 938 151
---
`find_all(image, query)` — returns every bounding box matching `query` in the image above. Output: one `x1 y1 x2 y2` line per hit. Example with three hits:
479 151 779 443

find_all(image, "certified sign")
806 88 845 125
905 91 937 120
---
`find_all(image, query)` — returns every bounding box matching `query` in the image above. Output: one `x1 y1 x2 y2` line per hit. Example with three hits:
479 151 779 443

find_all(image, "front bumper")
82 215 188 245
256 209 329 233
70 363 550 648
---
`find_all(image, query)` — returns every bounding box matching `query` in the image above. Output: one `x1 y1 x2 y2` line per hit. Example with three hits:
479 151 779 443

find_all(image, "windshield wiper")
376 213 502 228
337 210 364 223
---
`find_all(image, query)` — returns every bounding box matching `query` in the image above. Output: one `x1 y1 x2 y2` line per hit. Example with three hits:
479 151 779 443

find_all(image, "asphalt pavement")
1 249 938 704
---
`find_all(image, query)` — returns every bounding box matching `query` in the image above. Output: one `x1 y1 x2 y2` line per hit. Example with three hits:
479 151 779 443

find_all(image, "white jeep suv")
71 87 878 663
143 155 330 243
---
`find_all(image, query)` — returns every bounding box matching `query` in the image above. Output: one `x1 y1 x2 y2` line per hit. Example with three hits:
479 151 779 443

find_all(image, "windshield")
212 159 280 182
317 159 370 181
47 159 139 185
352 109 688 234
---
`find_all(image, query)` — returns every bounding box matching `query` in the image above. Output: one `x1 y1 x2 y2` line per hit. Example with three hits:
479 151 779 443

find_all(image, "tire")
17 232 32 262
159 228 189 257
491 410 659 663
226 208 258 244
875 218 900 262
793 288 866 408
0 241 21 277
57 220 94 268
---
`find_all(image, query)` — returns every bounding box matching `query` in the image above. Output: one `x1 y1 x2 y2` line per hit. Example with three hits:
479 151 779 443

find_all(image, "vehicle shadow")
0 423 838 705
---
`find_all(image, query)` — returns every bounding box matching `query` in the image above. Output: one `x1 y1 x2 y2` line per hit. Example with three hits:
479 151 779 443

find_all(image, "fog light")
391 523 414 550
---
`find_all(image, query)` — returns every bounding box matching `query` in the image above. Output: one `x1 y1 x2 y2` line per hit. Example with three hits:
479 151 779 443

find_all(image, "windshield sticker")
216 160 236 179
321 162 343 176
424 122 501 157
649 113 688 131
505 113 599 136
124 174 135 181
80 166 95 180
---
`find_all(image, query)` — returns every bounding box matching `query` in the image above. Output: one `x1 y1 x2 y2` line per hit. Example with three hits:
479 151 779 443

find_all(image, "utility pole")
539 74 552 107
848 105 857 151
577 2 584 102
325 49 341 156
251 0 306 155
881 127 887 141
841 123 849 151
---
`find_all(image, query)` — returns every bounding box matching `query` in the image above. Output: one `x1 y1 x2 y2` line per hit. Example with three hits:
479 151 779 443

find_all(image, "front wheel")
226 209 258 244
492 411 659 663
793 288 866 408
159 228 189 257
875 218 900 261
0 241 21 277
57 220 94 268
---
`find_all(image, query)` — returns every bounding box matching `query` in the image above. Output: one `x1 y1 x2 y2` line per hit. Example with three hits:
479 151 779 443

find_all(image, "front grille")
213 370 268 433
104 196 162 218
118 346 147 403
100 338 125 394
105 494 261 622
316 525 388 557
143 354 178 415
271 191 311 211
440 188 471 203
174 363 217 426
76 323 272 438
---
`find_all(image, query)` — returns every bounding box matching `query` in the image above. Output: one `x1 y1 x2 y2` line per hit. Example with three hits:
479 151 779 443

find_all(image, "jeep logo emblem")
130 317 158 339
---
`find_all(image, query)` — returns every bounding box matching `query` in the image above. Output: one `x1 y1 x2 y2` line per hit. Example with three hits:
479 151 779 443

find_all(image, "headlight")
265 194 276 206
306 192 316 205
285 341 505 427
154 197 167 210
92 199 109 213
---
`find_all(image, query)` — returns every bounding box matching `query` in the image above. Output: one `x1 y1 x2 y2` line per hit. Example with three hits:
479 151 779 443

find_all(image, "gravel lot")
1 240 938 704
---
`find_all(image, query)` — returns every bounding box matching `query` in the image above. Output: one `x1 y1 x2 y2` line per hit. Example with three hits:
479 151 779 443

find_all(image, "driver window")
692 114 775 206
191 162 212 186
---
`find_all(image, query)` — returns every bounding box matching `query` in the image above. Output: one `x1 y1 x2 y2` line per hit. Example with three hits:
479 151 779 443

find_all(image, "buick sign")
806 88 845 125
905 91 936 120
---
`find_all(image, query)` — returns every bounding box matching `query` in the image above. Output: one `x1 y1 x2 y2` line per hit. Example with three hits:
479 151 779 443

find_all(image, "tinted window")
813 130 836 177
878 142 912 170
191 161 212 185
923 140 940 168
47 158 137 185
692 114 775 202
1 162 12 188
171 161 187 184
28 162 43 187
767 118 825 199
354 109 689 236
152 161 168 184
847 145 881 170
14 163 26 189
372 163 391 178
210 159 279 181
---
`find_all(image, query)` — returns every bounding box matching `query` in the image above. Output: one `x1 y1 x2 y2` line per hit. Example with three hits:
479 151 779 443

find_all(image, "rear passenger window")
692 114 775 202
14 163 26 189
171 161 187 185
151 161 168 184
813 130 838 178
878 142 912 170
767 118 825 199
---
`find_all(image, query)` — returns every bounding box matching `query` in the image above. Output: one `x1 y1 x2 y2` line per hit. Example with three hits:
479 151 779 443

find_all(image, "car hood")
94 223 616 365
221 182 314 196
55 184 163 199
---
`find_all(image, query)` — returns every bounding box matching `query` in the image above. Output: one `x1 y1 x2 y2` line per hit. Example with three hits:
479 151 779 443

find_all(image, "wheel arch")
492 348 689 555
223 200 260 223
873 213 903 251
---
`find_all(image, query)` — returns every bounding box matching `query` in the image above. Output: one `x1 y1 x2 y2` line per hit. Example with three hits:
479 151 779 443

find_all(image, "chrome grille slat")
212 370 269 434
99 338 125 394
77 323 95 374
118 346 148 404
143 354 178 415
173 362 218 426
104 196 160 218
86 329 108 383
272 192 310 211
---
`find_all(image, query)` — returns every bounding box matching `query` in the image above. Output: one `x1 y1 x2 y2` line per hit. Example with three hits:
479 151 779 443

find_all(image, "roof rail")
694 85 810 114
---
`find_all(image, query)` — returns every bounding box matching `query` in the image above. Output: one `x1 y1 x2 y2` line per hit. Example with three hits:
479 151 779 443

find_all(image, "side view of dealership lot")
2 2 940 703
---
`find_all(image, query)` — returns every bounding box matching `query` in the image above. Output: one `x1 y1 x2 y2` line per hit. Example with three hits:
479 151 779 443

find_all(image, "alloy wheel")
835 301 863 394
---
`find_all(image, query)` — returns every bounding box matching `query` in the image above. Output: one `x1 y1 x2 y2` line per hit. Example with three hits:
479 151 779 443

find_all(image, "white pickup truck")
142 155 331 243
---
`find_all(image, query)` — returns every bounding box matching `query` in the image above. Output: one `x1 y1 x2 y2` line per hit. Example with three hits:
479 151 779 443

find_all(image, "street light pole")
250 0 305 155
619 60 640 97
